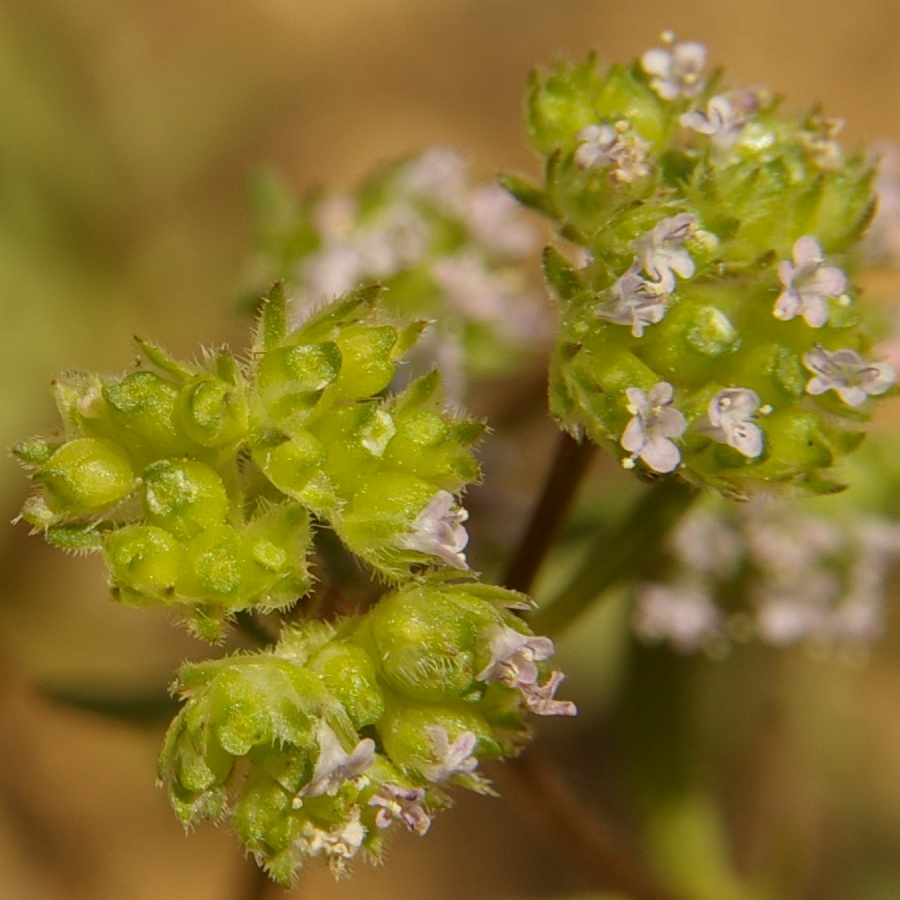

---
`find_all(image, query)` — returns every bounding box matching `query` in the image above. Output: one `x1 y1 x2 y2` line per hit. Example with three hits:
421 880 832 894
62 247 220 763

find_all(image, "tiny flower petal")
521 670 578 717
296 726 375 801
369 784 432 835
631 214 697 290
400 490 470 569
575 121 651 183
803 346 897 406
597 260 671 336
641 35 707 100
620 383 686 473
477 624 555 687
705 388 764 458
422 727 479 783
774 236 847 328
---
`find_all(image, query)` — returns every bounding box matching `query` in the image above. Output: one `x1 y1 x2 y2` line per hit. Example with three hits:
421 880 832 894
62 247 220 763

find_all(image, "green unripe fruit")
255 342 342 426
308 642 384 729
179 375 249 448
142 458 231 539
359 584 500 702
179 525 243 600
102 371 189 460
37 438 135 515
104 524 180 601
332 324 398 400
252 429 334 509
378 701 500 778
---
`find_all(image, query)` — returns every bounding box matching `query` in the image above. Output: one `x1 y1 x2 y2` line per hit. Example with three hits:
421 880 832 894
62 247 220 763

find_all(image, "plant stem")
532 477 698 638
503 430 597 595
502 747 688 900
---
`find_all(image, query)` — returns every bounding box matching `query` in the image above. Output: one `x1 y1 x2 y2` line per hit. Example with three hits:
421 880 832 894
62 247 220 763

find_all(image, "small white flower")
477 624 555 687
519 670 577 717
634 582 723 652
631 214 697 291
620 382 687 473
574 121 652 183
705 388 765 458
422 727 479 783
295 726 375 802
803 346 896 406
369 784 432 835
680 95 744 152
597 260 671 337
640 33 707 100
399 490 470 569
298 814 366 875
774 236 847 327
476 624 576 717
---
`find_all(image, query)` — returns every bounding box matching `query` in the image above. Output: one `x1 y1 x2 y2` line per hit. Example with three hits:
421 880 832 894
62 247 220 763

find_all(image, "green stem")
531 477 698 638
503 430 596 595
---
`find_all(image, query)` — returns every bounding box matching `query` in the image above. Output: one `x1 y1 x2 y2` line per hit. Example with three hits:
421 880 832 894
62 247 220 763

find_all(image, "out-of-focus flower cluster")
247 148 549 400
507 32 896 497
633 479 900 656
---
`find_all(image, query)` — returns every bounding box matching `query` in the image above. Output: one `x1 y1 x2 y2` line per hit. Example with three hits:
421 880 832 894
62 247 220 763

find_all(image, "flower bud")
141 458 231 539
36 438 135 516
356 582 501 702
103 524 181 604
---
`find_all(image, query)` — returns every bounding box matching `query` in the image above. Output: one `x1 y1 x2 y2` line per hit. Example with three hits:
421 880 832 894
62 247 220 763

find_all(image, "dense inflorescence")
506 32 895 497
14 284 574 882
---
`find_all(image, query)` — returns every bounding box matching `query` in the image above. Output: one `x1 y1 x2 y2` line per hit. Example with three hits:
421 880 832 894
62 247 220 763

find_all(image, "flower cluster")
14 285 489 637
248 148 548 400
160 581 574 882
510 33 895 496
632 488 900 655
14 284 576 880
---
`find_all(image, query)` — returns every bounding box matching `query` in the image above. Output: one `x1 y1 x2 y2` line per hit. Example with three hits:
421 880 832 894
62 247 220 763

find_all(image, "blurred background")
1 1 900 898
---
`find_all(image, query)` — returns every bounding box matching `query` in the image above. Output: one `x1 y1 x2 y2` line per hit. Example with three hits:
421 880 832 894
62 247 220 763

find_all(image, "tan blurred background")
1 2 900 898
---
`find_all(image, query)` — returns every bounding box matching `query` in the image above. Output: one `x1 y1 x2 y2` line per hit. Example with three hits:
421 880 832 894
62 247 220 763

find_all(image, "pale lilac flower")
641 34 707 100
400 146 468 210
302 243 365 300
476 624 576 716
774 236 847 327
432 253 537 334
520 670 577 717
369 784 432 835
803 346 896 406
465 183 537 257
295 726 375 801
574 122 652 183
631 214 697 291
399 490 470 569
670 509 743 580
704 388 764 458
422 727 479 783
620 382 687 473
680 95 746 152
634 582 723 652
477 625 555 687
597 260 670 336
